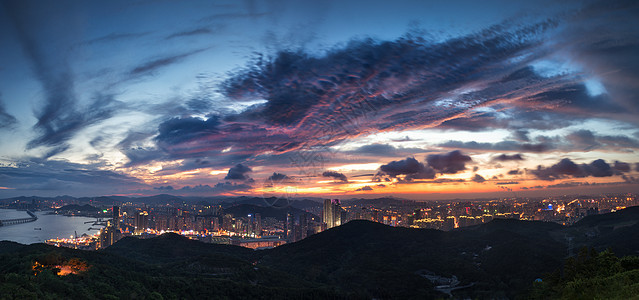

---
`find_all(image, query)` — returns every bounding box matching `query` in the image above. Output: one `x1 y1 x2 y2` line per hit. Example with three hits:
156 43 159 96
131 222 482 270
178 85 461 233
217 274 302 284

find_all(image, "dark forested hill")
2 207 639 299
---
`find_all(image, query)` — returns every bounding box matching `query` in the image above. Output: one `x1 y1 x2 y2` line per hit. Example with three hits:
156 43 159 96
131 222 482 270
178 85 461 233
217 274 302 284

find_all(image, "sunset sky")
0 0 638 200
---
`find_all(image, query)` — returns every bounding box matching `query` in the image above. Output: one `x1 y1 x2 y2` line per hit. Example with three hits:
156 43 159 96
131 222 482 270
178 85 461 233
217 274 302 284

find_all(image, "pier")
0 210 38 226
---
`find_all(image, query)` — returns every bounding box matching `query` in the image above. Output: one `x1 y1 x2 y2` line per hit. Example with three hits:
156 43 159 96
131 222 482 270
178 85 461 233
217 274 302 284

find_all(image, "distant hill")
342 197 417 208
223 204 318 221
55 204 101 213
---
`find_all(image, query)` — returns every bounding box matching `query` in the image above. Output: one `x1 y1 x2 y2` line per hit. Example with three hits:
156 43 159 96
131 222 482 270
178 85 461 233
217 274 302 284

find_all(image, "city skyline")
1 0 639 199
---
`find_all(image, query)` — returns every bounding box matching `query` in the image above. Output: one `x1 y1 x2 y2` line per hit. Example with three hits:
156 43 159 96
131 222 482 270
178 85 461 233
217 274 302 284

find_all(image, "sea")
0 209 103 244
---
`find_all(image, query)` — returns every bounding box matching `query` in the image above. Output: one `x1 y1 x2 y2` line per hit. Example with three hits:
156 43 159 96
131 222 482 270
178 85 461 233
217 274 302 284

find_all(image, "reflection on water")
0 209 103 244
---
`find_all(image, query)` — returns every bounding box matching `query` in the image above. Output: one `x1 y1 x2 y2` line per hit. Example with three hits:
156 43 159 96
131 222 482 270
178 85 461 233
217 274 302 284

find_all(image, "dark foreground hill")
259 219 567 299
2 207 639 299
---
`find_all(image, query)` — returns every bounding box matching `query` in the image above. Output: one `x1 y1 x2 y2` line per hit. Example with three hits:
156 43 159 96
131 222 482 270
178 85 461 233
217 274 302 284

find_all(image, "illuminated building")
98 205 122 248
134 211 148 235
323 199 344 229
323 199 333 229
286 212 294 242
99 220 120 249
299 213 308 239
112 205 120 229
255 213 262 235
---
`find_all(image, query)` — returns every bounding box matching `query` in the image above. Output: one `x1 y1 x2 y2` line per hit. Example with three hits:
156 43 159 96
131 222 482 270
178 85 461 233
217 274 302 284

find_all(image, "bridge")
0 210 38 226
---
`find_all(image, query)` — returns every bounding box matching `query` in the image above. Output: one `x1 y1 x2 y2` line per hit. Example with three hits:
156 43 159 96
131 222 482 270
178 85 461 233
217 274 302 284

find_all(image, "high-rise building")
134 211 148 235
299 213 309 239
323 199 333 229
323 199 344 229
286 212 294 242
255 213 262 236
99 219 121 249
112 206 120 229
212 217 220 231
155 215 168 231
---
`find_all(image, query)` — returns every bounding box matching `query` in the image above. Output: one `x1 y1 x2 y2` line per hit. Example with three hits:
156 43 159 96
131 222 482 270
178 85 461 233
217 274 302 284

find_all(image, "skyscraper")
286 211 294 242
134 211 148 235
255 213 262 236
112 206 120 229
323 199 333 229
299 213 309 239
323 199 344 229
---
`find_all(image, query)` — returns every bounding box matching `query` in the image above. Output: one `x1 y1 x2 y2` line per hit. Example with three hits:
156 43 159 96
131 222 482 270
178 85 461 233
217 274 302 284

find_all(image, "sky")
0 0 638 200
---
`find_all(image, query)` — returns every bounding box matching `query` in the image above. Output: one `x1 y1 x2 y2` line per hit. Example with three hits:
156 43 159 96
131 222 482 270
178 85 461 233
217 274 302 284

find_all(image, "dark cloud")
0 99 17 129
213 20 565 156
156 116 220 146
511 130 530 142
430 178 466 184
129 48 207 76
507 169 521 175
348 143 424 156
564 129 639 151
439 140 551 153
545 182 590 189
472 174 486 183
138 8 639 171
496 181 519 185
498 186 513 192
391 136 416 142
165 27 219 40
426 150 471 174
223 24 549 126
583 159 613 177
149 182 253 195
224 164 252 181
154 185 174 191
566 129 598 150
377 157 436 181
178 182 252 193
493 154 524 161
349 144 397 156
83 32 150 45
613 161 631 173
267 172 290 181
199 12 270 22
531 158 615 180
636 163 639 172
520 143 551 153
596 135 639 149
531 158 586 180
355 185 373 191
322 171 348 183
437 109 581 133
622 175 639 184
0 158 147 196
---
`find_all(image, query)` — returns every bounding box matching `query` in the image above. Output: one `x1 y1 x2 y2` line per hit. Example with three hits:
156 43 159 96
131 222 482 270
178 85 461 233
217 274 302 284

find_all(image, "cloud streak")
129 48 208 76
4 2 122 157
0 98 17 129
